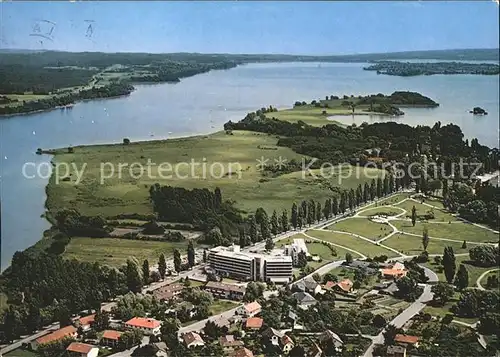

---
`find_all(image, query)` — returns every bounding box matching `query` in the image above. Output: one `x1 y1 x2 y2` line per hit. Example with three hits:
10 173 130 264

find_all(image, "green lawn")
209 299 240 315
395 199 458 222
391 220 498 243
325 218 393 241
376 193 413 205
423 293 479 325
357 206 405 217
422 256 493 287
305 230 399 258
278 234 357 265
383 233 468 256
63 237 191 267
4 349 39 357
47 130 384 217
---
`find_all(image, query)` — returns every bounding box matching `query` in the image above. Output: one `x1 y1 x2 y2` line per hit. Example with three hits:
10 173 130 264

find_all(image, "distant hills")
0 48 498 63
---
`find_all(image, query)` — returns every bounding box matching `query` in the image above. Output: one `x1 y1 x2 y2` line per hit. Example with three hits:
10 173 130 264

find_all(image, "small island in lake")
364 61 500 76
470 106 488 115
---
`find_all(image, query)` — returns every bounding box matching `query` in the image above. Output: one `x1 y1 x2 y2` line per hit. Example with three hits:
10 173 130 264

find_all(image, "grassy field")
383 233 469 256
47 130 385 217
268 105 353 126
391 220 498 243
422 256 493 287
395 199 459 222
325 218 393 241
63 237 191 267
305 230 399 258
376 193 413 205
209 299 240 315
357 206 405 217
4 349 39 357
278 234 357 265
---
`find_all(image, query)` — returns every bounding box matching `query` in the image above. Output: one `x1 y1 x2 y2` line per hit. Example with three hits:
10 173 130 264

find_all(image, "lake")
0 62 498 270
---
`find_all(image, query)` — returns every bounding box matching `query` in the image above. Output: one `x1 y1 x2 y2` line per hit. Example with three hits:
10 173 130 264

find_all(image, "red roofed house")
66 342 99 357
31 325 77 350
125 317 161 335
236 301 262 317
245 317 263 330
101 330 123 347
219 335 244 353
231 347 254 357
380 262 408 279
324 279 354 294
183 331 205 348
78 314 95 331
394 334 419 347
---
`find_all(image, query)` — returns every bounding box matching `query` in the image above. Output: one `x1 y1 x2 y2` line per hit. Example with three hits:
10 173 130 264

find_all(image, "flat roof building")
208 245 292 283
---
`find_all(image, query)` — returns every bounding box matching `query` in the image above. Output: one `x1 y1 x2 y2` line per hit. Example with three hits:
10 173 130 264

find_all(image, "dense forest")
364 61 500 76
0 82 134 115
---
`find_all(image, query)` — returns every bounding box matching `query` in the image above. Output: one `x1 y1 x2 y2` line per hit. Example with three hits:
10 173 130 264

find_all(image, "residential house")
78 314 95 332
66 342 99 357
152 283 184 301
237 301 262 317
292 291 317 309
100 330 123 347
294 278 322 295
219 335 244 353
31 325 78 350
231 347 254 357
319 330 343 352
212 315 231 330
280 335 295 354
325 279 354 294
380 262 408 279
286 310 298 327
124 317 161 335
381 282 400 296
394 334 419 347
204 281 246 300
245 317 263 330
262 327 285 347
152 342 168 357
349 261 379 275
387 345 406 357
183 332 205 348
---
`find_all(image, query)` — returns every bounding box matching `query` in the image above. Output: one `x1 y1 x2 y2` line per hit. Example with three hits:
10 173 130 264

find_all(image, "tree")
396 276 419 300
203 249 207 263
454 264 469 291
339 191 347 214
270 210 279 236
125 259 143 293
316 202 322 222
291 203 298 229
244 282 265 302
370 179 376 201
56 305 72 327
2 306 23 342
431 282 454 306
187 241 195 267
411 205 417 226
332 196 339 216
92 310 110 331
462 240 467 249
383 324 401 345
281 209 289 232
363 182 370 202
297 206 304 229
469 245 499 267
297 251 308 268
249 216 258 243
142 259 150 285
173 249 182 273
376 178 383 198
214 187 222 209
307 200 315 225
204 320 223 340
372 314 387 328
422 226 429 252
239 228 248 248
158 253 167 280
260 214 271 241
323 198 331 219
443 246 456 284
345 252 353 264
265 237 275 251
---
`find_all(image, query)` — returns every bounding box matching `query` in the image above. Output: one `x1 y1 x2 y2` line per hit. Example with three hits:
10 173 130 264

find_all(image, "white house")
183 332 205 348
236 301 262 317
66 342 99 357
124 317 161 335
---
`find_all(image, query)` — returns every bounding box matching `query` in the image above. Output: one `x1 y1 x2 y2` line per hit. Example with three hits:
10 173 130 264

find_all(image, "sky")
0 1 498 54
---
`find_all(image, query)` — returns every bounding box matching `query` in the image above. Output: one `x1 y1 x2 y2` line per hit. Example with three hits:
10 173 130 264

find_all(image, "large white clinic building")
283 238 309 265
208 245 293 283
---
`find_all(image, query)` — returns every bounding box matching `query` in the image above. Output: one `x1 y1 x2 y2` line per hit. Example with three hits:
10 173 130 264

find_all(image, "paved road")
0 323 60 355
476 268 499 290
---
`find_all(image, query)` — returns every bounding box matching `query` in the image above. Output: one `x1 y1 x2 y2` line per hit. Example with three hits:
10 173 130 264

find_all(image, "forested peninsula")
364 61 500 77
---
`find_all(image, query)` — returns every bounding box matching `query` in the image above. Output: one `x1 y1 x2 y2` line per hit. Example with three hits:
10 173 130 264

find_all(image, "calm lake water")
0 62 498 270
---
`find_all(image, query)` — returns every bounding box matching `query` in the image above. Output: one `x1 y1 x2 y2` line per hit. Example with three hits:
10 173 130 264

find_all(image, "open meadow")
47 130 385 217
325 218 393 241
